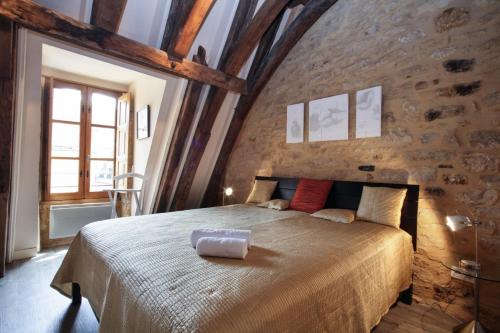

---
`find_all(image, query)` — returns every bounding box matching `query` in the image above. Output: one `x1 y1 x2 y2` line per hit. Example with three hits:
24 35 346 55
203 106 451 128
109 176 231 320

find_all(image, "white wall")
129 76 167 212
10 30 43 260
14 0 283 223
34 0 92 21
10 30 177 261
42 67 129 92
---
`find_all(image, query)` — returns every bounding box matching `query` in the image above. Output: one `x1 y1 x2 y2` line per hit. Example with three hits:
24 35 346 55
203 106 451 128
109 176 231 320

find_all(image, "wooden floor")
0 247 459 333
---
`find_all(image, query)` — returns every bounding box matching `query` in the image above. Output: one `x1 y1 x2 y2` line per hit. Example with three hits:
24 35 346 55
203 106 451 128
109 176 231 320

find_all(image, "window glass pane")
92 93 116 126
51 123 80 158
91 127 115 158
50 159 79 193
118 100 127 126
90 160 114 192
52 88 81 122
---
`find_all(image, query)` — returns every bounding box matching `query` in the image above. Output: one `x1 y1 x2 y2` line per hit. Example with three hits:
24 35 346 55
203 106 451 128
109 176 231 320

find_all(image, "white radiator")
49 203 112 239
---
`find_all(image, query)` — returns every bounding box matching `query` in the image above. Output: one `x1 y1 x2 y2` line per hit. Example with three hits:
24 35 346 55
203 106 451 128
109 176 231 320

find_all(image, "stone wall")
224 0 500 329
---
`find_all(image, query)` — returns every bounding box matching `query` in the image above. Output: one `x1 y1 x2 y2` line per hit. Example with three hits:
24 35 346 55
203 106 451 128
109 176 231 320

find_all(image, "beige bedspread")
51 204 413 333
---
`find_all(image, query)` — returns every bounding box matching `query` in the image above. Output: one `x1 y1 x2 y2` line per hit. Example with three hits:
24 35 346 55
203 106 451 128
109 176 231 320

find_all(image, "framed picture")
309 94 349 142
356 86 382 138
137 105 150 140
286 103 304 143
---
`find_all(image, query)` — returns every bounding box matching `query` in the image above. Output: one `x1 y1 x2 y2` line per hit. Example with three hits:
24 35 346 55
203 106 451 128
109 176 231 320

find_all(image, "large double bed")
51 177 418 332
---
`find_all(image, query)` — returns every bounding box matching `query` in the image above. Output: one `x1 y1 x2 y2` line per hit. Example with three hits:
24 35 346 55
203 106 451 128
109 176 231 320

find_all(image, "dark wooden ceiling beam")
90 0 128 33
223 0 291 75
161 0 216 59
202 0 338 207
168 0 290 211
0 0 246 94
173 0 216 58
152 46 207 213
202 8 285 208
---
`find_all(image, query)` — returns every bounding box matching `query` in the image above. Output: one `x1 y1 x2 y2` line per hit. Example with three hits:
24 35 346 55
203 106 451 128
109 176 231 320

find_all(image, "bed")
51 177 418 333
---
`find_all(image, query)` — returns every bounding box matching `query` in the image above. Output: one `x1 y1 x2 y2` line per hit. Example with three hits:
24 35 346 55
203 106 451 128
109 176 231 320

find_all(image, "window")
44 78 122 201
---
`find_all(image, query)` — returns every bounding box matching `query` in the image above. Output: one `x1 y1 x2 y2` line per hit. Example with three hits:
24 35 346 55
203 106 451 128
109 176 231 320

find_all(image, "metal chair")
105 173 146 218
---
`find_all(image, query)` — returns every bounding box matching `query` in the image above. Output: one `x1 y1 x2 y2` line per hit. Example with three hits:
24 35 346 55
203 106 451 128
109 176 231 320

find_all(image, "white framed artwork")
309 94 349 142
286 103 304 143
356 86 382 138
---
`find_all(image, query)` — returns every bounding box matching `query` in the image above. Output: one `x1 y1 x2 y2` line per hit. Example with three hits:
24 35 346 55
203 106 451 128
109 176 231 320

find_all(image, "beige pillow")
257 199 290 211
311 209 356 223
246 180 278 203
356 186 407 229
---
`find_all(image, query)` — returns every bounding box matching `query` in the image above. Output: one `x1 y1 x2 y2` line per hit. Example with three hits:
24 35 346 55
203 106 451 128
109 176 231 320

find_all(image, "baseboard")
12 247 37 261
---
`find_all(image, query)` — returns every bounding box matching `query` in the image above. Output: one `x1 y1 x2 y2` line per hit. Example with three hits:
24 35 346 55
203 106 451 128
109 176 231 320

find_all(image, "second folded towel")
196 237 248 259
190 228 251 249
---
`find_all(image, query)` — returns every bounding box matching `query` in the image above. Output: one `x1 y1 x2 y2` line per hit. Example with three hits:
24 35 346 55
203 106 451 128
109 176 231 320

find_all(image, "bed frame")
255 175 419 305
72 176 418 306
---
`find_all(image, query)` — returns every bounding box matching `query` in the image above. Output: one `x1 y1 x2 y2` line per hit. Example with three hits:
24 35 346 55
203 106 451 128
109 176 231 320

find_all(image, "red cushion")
290 178 333 213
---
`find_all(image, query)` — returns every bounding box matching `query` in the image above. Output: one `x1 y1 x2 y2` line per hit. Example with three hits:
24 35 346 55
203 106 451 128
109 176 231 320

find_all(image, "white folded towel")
196 237 248 259
190 229 251 248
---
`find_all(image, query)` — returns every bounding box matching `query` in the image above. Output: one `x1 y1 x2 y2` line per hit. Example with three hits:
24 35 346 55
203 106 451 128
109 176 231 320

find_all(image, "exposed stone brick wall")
225 0 500 329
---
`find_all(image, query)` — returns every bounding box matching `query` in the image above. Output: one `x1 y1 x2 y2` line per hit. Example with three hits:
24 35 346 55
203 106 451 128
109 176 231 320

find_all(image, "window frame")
43 77 122 202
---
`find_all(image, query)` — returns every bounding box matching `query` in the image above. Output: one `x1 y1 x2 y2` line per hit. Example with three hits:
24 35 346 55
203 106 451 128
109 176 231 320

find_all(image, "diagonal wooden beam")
202 0 338 207
161 0 216 58
174 0 215 58
152 46 207 213
161 0 191 52
160 0 258 212
202 8 285 208
169 0 289 211
0 0 246 94
223 0 291 75
90 0 127 33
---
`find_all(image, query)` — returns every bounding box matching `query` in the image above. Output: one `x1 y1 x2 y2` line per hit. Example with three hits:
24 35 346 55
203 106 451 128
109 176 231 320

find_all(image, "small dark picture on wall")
137 105 150 140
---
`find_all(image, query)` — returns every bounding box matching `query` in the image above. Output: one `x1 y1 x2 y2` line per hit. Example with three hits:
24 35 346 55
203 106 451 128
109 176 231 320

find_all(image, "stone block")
462 153 497 173
435 81 480 97
405 150 455 161
409 167 437 182
455 189 498 206
435 8 470 33
482 91 500 107
425 187 446 197
443 174 468 185
424 105 465 121
420 132 440 144
415 81 429 90
480 175 500 186
468 130 500 149
443 59 475 73
379 168 409 183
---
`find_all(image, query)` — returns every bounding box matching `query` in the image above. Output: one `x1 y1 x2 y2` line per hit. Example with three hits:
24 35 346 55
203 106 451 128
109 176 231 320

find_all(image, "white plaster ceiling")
42 44 149 86
35 0 171 48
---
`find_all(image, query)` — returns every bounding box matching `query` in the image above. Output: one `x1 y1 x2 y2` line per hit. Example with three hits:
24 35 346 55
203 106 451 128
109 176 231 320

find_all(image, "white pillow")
311 209 356 223
356 186 407 229
257 199 290 211
246 180 278 203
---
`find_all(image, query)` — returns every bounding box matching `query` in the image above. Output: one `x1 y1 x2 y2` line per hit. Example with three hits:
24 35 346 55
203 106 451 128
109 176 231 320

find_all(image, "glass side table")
441 259 500 333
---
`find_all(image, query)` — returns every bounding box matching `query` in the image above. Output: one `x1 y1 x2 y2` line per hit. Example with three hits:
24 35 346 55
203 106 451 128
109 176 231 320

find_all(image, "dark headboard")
255 176 419 251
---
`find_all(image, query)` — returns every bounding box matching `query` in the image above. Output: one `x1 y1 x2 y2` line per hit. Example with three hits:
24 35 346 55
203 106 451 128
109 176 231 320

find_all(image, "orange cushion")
290 178 333 213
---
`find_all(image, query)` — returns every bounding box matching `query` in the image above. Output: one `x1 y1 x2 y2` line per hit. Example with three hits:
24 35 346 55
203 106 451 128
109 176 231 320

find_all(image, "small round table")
441 259 500 333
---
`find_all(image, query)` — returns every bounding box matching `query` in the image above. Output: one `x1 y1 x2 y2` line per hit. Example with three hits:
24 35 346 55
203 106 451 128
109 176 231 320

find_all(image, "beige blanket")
51 204 413 333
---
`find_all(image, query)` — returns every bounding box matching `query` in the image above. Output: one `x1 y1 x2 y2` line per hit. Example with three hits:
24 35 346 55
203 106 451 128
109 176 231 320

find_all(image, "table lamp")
445 215 485 333
222 187 233 206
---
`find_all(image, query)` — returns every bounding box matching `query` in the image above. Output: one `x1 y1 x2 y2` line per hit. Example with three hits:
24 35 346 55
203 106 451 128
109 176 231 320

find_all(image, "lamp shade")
446 215 472 232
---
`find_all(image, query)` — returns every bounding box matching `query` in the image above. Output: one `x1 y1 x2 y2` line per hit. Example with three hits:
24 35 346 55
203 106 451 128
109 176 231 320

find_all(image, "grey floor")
0 247 459 333
0 248 98 333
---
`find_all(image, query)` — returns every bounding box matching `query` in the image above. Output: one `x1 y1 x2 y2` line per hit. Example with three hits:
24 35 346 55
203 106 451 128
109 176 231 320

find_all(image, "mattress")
51 204 413 333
